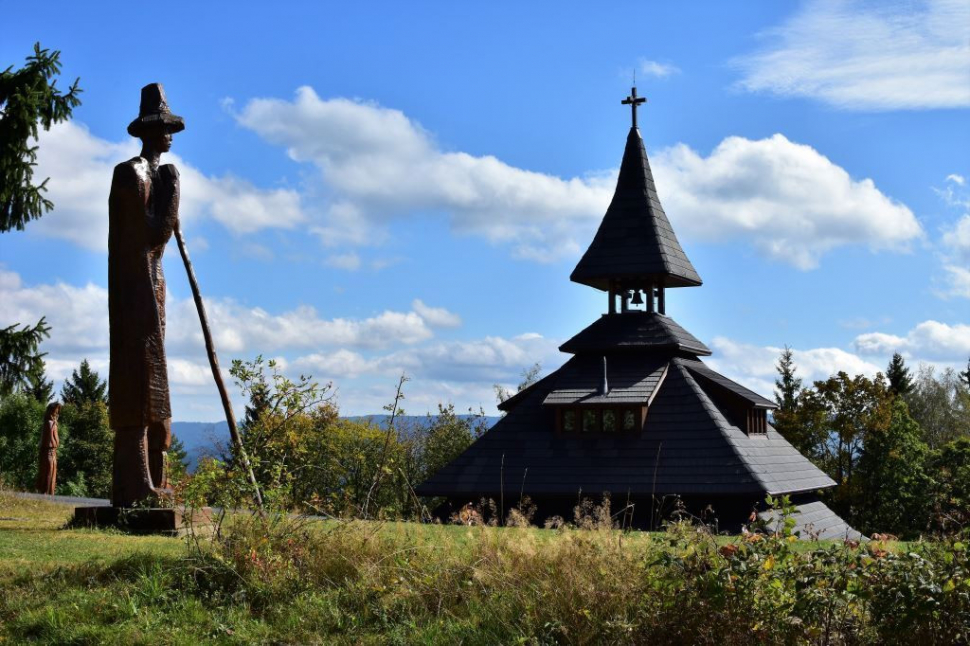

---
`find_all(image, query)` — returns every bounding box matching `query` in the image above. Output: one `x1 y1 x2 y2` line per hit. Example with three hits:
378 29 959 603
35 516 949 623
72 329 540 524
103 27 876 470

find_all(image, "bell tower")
570 87 702 319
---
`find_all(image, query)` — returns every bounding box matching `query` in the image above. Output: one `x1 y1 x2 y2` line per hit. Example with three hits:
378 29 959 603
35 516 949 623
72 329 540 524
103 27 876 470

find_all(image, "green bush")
0 392 45 489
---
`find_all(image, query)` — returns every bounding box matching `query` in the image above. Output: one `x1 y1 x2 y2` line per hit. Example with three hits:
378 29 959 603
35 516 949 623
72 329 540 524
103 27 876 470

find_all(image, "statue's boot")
112 426 157 507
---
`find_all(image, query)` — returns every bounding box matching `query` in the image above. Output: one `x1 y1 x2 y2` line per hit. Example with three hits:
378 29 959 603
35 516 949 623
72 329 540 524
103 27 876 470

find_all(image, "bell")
630 289 644 305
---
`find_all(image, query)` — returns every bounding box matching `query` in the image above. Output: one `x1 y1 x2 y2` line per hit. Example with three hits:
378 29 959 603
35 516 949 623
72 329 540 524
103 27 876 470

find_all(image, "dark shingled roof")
681 359 777 409
570 127 702 291
417 358 834 499
543 355 669 406
759 501 863 541
560 312 712 356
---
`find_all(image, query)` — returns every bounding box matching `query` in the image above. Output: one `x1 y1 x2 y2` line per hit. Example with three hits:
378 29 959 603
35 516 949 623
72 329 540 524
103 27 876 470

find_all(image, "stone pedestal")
73 506 213 536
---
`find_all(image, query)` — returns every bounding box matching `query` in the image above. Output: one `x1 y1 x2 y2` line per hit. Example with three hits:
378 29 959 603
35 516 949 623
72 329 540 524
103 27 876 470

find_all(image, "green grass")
0 492 965 645
0 494 182 569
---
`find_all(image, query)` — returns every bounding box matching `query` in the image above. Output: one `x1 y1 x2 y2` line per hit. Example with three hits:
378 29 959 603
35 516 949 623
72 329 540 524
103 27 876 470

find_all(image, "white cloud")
239 242 275 261
838 316 892 331
183 172 304 234
0 268 457 366
2 268 478 383
376 333 562 383
17 96 926 310
411 299 461 328
653 134 922 268
165 301 436 353
167 358 215 387
733 0 970 110
855 320 970 360
0 268 109 354
234 88 922 269
292 349 375 380
0 268 487 417
233 87 613 261
325 252 362 271
189 236 210 253
289 334 562 415
936 174 970 210
935 176 970 298
30 122 306 251
707 336 883 396
941 266 970 299
639 59 680 78
31 97 921 272
942 215 970 260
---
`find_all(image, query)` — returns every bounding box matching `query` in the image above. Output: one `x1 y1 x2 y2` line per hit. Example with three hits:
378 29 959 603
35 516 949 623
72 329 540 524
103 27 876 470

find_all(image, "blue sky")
2 0 968 421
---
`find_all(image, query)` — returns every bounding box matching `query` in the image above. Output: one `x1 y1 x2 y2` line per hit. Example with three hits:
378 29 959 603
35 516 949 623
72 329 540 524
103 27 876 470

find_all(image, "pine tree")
0 317 50 396
58 400 112 498
26 359 54 403
771 347 809 457
242 374 271 430
773 345 801 412
960 357 970 392
1 43 82 232
886 352 913 397
167 433 190 486
60 359 107 406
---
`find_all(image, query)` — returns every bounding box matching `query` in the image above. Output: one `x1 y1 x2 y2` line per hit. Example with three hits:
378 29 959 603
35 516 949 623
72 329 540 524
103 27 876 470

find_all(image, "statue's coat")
108 157 179 428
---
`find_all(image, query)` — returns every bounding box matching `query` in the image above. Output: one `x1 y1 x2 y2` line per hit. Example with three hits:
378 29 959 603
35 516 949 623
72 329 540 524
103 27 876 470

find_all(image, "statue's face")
141 128 173 153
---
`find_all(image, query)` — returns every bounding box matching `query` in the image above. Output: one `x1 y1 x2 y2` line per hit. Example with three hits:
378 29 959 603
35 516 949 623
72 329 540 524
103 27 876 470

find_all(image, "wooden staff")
174 226 264 511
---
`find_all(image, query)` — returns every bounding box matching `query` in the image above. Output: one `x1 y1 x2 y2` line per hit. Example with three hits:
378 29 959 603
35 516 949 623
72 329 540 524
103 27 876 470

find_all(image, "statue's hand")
154 164 181 232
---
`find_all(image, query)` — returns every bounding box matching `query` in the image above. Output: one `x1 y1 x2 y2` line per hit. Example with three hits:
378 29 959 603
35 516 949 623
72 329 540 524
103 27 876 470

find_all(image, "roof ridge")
680 359 778 409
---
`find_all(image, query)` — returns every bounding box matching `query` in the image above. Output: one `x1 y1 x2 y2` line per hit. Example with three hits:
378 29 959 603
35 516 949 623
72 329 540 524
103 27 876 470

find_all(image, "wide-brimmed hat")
127 83 185 137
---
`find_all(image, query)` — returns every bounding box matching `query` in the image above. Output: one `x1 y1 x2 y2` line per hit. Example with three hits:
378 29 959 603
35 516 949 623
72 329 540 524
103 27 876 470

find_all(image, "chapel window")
622 409 637 431
563 410 577 432
602 409 617 432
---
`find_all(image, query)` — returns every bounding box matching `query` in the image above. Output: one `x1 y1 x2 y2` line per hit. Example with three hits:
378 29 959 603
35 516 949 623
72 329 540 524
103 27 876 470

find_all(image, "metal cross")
621 86 647 128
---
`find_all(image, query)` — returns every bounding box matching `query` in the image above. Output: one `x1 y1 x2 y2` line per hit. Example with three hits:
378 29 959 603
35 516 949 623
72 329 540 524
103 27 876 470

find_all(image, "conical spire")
571 103 701 291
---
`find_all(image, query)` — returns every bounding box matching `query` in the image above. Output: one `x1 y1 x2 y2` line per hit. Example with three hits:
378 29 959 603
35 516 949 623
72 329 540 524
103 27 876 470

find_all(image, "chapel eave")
559 311 712 356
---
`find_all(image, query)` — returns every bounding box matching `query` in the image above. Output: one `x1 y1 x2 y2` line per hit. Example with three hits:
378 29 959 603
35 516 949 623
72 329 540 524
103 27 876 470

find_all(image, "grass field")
0 492 966 644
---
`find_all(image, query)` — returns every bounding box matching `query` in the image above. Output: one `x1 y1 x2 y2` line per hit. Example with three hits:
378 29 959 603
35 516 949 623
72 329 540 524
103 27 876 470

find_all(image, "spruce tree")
58 400 112 498
0 317 50 396
886 352 913 397
1 43 82 232
26 360 54 403
773 345 801 412
167 434 191 485
772 346 806 453
60 359 107 406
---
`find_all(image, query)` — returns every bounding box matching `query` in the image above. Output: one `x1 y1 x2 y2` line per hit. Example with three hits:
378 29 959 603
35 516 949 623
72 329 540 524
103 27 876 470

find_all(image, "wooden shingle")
560 312 711 356
570 127 702 290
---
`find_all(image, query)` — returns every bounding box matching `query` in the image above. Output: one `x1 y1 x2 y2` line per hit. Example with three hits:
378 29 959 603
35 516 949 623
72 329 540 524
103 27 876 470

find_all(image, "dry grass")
0 492 965 644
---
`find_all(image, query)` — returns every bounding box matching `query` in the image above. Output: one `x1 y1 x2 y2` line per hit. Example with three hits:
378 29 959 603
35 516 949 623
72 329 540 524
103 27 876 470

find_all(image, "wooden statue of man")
108 83 183 507
36 401 61 495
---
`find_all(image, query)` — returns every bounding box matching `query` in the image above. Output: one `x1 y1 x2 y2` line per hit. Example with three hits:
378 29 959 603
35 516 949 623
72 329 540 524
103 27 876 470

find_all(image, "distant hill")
172 415 500 472
345 415 501 438
170 421 229 471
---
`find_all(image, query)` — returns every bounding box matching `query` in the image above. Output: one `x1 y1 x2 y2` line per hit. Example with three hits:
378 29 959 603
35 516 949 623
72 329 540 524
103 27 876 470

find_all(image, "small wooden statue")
36 401 61 495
